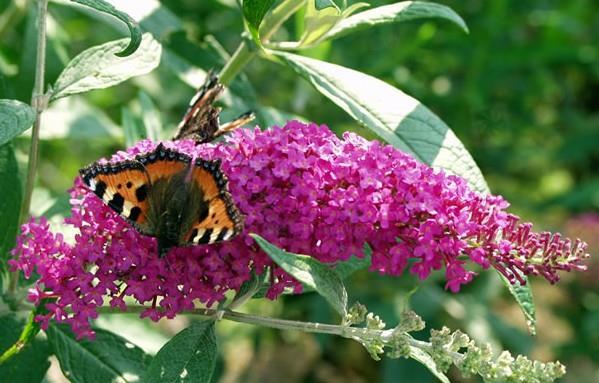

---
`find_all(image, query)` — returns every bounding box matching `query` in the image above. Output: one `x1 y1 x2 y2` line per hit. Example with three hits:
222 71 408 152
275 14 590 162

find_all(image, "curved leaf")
0 99 35 145
70 0 142 56
315 0 340 11
324 1 468 42
301 0 343 46
251 234 348 317
498 273 536 335
273 51 489 193
51 33 161 101
47 324 151 383
243 0 277 45
409 346 450 383
334 243 372 279
0 144 22 269
145 321 217 383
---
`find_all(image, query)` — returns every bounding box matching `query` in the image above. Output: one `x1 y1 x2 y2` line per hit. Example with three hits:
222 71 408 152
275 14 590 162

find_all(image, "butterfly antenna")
216 111 255 136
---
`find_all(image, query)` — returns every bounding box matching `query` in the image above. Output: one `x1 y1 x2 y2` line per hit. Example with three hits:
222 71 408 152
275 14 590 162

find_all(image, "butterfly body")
79 144 243 257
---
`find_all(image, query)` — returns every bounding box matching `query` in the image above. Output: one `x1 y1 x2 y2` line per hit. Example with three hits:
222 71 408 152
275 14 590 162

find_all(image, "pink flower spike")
10 121 590 339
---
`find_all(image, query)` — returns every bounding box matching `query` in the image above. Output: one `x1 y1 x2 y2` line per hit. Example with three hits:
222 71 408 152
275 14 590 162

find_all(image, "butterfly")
79 72 249 257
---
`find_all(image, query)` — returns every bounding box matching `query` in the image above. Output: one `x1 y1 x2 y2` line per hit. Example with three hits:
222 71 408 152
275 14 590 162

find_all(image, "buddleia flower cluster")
10 121 589 338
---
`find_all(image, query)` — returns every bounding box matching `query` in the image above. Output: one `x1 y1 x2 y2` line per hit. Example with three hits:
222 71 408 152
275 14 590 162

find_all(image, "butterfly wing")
79 144 192 236
173 71 255 144
182 158 243 245
173 71 223 143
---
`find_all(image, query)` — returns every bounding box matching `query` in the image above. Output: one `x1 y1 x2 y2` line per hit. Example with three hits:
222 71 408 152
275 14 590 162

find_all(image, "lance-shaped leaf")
315 0 340 11
47 324 151 383
145 321 217 383
51 33 161 101
251 234 348 317
70 0 142 56
334 242 372 279
300 0 369 47
243 0 277 45
0 100 35 145
0 144 22 268
409 346 450 383
273 51 489 193
323 1 468 42
498 272 536 335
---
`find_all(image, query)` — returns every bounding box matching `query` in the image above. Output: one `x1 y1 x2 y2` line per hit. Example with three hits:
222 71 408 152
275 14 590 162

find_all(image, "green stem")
9 0 49 296
0 299 49 365
218 42 253 86
219 0 307 85
97 305 444 358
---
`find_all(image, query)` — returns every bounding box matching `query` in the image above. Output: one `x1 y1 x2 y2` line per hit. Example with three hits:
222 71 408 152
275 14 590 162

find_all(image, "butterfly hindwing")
184 158 243 245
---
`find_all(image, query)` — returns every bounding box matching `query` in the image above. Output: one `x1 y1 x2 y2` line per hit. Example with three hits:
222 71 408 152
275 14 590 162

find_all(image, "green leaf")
315 0 340 11
334 243 372 279
324 1 468 41
300 0 343 46
145 321 217 383
0 99 35 145
242 0 277 46
51 33 161 101
0 314 51 383
0 144 22 267
47 324 151 383
251 234 348 317
69 0 142 57
498 272 536 335
273 51 489 193
409 346 450 383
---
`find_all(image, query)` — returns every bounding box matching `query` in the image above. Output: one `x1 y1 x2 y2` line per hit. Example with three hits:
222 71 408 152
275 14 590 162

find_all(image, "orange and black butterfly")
79 73 249 256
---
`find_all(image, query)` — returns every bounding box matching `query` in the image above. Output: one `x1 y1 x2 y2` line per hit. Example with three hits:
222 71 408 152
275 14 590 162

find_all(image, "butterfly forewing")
79 161 153 233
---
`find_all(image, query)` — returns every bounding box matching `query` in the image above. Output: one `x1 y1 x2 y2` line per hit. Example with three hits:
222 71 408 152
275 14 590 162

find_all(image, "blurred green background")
1 0 597 382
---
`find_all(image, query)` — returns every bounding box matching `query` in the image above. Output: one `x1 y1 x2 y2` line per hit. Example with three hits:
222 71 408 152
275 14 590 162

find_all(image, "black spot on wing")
198 205 209 223
189 228 198 242
109 193 125 214
135 184 148 202
94 180 107 199
197 229 213 244
129 206 142 222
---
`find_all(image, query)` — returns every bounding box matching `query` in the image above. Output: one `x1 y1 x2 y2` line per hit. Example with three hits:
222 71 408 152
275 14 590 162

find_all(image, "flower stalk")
219 0 306 85
9 0 49 297
95 305 564 382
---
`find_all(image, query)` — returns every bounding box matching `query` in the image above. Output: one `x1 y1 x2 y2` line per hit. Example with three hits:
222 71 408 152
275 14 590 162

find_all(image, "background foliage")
0 0 597 382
